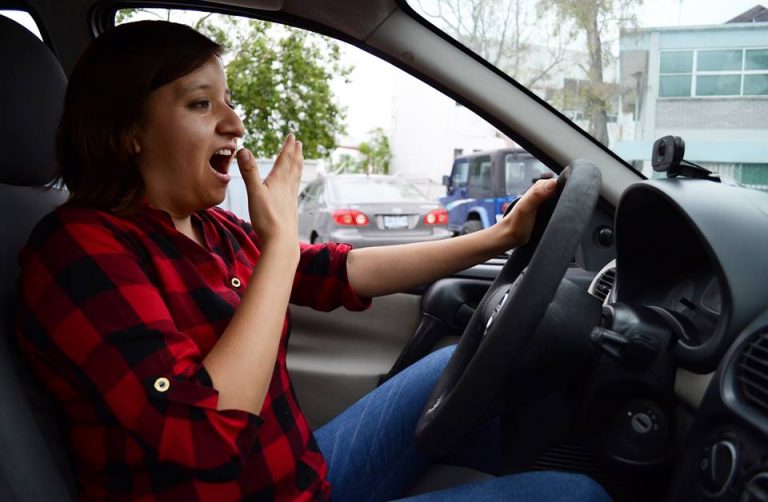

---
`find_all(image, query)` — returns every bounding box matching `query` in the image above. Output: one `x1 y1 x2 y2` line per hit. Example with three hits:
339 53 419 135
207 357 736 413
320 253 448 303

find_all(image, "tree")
330 153 364 174
330 128 392 175
115 9 350 158
541 0 641 145
358 128 392 175
414 0 568 89
221 19 351 158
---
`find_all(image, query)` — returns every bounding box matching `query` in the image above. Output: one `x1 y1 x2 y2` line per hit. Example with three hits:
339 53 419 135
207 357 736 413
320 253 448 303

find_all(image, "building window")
659 51 693 97
745 49 768 95
659 48 768 98
702 163 768 191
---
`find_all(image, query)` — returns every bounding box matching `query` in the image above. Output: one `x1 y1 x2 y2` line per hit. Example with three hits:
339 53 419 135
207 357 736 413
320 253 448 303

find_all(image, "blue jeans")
314 346 611 502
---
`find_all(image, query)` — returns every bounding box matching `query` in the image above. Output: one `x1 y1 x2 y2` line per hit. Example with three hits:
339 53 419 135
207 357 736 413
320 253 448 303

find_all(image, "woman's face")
134 56 244 216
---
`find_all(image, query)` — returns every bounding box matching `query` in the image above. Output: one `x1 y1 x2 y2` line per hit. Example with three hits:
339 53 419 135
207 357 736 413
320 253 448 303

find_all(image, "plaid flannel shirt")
16 203 370 501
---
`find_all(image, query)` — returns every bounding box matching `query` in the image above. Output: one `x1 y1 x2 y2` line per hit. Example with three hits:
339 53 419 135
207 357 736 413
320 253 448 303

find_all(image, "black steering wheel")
415 160 602 457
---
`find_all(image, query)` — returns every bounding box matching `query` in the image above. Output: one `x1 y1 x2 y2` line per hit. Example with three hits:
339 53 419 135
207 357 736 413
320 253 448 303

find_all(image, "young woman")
16 20 610 501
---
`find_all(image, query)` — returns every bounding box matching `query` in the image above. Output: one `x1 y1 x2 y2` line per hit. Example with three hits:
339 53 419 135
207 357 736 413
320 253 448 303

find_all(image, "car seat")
0 14 75 500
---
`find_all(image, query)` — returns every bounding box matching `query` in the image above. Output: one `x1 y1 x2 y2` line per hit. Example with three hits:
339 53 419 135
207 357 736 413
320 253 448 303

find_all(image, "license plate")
383 215 408 229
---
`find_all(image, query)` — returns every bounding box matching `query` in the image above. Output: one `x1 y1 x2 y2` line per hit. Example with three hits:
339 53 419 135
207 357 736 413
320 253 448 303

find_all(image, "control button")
700 440 737 497
154 377 170 393
740 472 768 502
231 277 241 288
607 399 669 462
631 412 653 434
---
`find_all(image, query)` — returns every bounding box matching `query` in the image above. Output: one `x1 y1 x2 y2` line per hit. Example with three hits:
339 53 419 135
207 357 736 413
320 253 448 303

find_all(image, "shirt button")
154 377 170 393
231 277 241 288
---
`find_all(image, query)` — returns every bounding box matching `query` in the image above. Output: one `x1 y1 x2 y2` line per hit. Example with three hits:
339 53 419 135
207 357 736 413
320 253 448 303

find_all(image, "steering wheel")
415 160 602 457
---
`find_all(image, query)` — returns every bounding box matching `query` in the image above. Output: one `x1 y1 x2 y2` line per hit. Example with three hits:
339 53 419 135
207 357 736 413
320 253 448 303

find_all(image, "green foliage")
226 20 350 158
331 128 392 175
331 153 365 174
539 0 641 145
116 9 351 159
358 128 391 175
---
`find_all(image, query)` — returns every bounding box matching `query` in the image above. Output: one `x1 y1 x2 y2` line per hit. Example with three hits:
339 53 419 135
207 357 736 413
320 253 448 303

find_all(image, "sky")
639 0 762 26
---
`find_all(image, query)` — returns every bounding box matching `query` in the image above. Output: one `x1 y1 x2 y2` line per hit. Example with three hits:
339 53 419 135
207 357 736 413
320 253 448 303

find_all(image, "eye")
190 100 211 110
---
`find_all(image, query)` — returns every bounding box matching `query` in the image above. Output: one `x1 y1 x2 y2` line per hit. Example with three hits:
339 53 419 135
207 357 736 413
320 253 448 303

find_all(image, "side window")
504 155 527 195
301 183 320 208
0 10 44 41
452 160 469 187
115 8 515 228
315 184 326 206
298 184 313 209
468 156 492 196
526 160 552 182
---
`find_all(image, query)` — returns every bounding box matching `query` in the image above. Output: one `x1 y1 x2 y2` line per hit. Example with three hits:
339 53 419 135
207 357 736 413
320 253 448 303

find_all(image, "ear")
128 128 141 155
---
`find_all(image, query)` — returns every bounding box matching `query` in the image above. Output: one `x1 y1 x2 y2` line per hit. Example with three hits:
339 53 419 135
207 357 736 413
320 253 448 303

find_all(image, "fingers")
268 133 303 190
236 147 262 189
275 133 303 166
513 178 557 217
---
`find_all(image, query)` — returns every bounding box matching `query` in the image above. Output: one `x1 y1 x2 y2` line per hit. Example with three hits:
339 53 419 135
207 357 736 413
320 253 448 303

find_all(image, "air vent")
737 332 768 415
592 268 616 302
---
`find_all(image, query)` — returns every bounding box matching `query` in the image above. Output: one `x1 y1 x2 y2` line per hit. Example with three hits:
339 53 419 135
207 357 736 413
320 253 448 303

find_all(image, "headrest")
0 15 67 186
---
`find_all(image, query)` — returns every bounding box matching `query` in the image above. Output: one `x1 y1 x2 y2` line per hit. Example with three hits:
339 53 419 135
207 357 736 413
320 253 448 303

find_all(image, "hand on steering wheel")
415 160 602 457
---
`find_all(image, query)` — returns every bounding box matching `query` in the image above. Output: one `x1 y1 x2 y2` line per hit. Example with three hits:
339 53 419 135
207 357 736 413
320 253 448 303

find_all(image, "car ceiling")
18 0 642 204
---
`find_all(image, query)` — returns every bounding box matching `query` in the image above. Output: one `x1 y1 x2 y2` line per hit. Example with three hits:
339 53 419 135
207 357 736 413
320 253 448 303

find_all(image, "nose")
219 103 245 139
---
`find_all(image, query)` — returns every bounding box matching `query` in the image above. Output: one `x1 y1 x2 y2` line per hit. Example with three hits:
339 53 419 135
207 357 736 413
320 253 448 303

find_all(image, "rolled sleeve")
290 241 372 312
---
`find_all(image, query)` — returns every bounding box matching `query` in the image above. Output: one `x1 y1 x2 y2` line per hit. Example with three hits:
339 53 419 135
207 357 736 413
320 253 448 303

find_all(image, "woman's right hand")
236 134 302 251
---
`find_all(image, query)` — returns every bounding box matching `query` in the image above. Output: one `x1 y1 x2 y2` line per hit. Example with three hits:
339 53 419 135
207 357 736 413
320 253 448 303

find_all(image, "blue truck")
439 148 556 235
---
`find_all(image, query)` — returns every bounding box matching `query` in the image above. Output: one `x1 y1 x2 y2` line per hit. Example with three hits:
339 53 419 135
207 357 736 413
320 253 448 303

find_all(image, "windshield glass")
333 177 430 203
407 0 768 191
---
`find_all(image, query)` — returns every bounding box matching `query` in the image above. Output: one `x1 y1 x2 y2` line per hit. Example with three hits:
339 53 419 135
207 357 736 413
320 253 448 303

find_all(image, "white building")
616 6 768 187
388 73 512 199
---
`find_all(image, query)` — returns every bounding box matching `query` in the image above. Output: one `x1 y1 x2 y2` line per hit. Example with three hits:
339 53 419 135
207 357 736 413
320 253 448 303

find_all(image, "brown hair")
54 21 223 213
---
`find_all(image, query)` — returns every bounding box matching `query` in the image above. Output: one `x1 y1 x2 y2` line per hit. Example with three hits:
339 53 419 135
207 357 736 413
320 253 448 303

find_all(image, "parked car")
440 148 555 234
2 1 768 502
298 174 452 247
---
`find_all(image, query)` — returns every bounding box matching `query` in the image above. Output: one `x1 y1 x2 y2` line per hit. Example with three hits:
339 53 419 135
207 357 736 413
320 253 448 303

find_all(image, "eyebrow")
178 83 232 98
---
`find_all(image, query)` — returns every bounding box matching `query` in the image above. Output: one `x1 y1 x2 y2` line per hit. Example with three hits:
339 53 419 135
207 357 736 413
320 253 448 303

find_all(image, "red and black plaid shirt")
15 203 370 501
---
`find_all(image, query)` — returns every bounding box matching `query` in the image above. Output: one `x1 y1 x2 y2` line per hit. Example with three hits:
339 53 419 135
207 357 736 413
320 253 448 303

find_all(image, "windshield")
407 0 768 192
333 177 430 203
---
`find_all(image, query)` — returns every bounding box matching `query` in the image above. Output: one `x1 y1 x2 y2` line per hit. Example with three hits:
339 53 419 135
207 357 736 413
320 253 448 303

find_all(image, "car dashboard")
606 178 768 500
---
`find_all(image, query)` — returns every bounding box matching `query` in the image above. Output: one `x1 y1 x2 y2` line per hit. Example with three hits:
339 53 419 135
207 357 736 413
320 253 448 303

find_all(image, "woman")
16 20 610 501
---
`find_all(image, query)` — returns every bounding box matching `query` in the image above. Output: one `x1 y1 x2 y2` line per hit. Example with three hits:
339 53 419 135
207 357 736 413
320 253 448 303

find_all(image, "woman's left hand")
493 178 558 250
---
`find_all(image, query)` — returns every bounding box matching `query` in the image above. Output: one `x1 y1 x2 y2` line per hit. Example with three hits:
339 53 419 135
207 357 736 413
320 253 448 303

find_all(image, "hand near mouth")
237 134 303 253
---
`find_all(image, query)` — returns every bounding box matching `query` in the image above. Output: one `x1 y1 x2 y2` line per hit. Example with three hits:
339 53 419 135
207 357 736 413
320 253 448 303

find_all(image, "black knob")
700 440 737 497
595 226 614 247
607 399 669 461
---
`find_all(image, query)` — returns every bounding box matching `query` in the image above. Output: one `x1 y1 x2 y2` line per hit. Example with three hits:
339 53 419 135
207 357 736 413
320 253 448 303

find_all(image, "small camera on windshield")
652 136 685 172
651 135 718 181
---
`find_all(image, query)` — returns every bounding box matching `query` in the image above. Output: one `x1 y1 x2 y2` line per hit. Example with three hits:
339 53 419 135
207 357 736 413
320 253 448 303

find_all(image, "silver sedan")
298 175 453 247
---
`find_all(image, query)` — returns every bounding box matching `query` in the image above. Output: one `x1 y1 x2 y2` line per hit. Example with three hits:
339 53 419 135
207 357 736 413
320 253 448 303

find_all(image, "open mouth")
209 148 234 175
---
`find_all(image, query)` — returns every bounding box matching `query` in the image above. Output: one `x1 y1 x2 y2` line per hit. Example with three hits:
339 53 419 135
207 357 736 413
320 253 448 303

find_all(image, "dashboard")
613 179 768 373
599 179 768 501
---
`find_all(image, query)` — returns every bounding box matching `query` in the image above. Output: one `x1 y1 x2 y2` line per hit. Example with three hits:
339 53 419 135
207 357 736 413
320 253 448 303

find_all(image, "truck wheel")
460 220 483 235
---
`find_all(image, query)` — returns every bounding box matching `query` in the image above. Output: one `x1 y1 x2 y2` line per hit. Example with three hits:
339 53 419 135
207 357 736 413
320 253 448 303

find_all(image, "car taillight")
332 210 369 226
424 208 448 225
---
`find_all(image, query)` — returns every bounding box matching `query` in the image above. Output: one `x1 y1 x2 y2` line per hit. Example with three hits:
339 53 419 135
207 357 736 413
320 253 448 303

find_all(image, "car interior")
1 1 768 501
